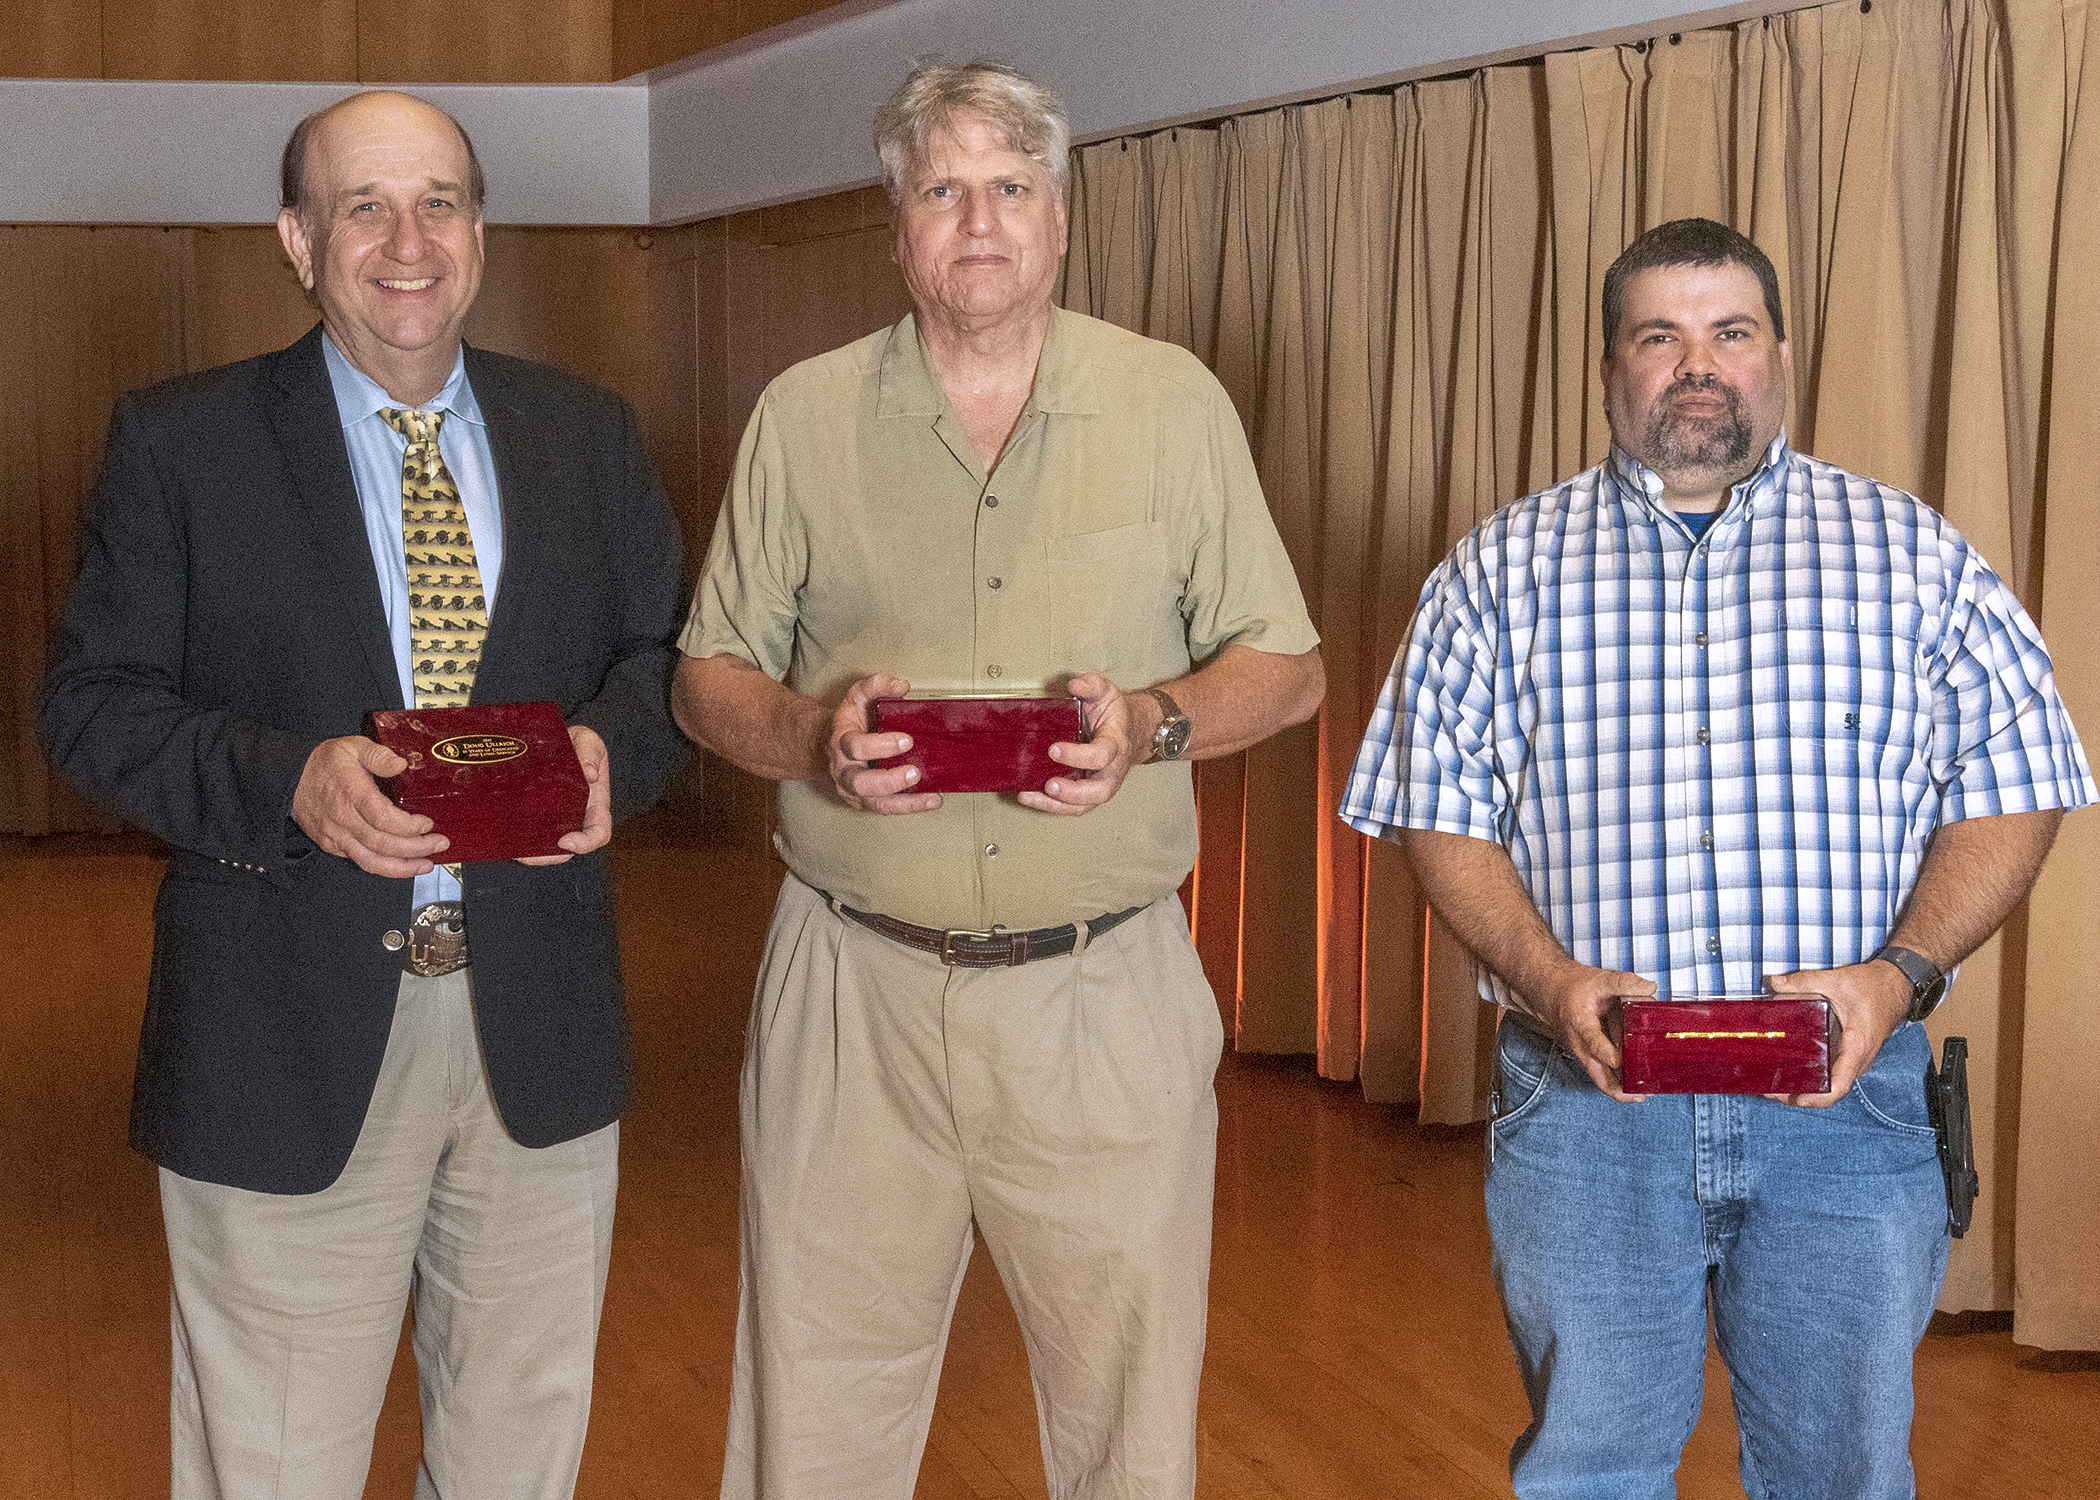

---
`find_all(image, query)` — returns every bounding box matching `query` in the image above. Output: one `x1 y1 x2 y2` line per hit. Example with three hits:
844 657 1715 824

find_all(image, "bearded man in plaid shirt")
1342 218 2094 1500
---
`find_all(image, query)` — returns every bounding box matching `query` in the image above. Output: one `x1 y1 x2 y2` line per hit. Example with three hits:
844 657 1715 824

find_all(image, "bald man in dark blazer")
38 90 684 1500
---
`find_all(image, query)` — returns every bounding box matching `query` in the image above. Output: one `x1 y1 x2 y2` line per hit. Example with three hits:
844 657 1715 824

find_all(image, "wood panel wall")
0 0 850 81
0 0 898 840
690 186 913 845
1 192 908 836
1 227 194 836
1 0 907 837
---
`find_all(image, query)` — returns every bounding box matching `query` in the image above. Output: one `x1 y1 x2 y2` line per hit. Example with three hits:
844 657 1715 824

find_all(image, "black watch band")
1871 943 1949 1023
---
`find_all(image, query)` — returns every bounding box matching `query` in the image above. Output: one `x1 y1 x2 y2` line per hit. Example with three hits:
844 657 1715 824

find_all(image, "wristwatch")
1871 944 1949 1022
1141 687 1192 763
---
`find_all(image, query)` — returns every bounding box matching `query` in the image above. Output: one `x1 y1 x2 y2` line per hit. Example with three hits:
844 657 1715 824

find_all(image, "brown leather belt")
839 902 1146 968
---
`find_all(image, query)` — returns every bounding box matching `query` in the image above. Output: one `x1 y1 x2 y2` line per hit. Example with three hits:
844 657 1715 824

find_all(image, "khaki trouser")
723 874 1223 1500
161 969 618 1500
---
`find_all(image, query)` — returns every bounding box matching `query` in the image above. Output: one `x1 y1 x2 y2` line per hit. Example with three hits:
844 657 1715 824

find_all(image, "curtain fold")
1060 0 2099 1346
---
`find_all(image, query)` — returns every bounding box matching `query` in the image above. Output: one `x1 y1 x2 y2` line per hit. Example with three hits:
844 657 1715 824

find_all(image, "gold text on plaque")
431 734 528 765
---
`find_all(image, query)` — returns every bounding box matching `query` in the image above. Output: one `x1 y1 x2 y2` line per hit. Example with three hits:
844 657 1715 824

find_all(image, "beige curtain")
1060 0 2100 1348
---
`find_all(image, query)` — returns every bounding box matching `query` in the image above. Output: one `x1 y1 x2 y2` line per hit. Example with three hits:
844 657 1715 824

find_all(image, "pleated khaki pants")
722 874 1224 1500
160 969 619 1500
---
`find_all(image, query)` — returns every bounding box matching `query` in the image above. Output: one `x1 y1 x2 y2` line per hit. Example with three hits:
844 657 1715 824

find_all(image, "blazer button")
382 930 406 952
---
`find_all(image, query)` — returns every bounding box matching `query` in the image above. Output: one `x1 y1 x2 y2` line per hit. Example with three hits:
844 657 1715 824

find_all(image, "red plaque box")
364 701 587 864
1618 994 1833 1095
870 694 1086 794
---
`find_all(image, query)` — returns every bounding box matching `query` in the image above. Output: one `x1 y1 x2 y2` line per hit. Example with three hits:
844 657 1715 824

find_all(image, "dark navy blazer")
39 325 689 1193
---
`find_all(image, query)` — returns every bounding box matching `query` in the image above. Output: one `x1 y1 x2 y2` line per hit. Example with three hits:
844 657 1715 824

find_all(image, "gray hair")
874 59 1070 202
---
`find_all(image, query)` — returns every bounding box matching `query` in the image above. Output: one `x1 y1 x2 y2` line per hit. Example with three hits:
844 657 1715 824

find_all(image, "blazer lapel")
464 347 552 697
261 326 404 710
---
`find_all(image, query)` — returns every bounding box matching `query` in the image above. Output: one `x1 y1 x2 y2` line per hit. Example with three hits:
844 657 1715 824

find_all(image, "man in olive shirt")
673 61 1323 1500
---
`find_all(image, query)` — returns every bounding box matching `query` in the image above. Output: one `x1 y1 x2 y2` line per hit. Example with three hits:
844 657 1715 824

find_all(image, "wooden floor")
3 836 2095 1498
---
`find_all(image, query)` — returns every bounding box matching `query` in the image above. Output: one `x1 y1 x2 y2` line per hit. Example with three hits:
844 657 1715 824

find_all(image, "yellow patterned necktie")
382 407 487 709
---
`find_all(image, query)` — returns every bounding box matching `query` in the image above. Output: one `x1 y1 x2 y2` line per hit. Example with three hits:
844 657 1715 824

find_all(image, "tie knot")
382 407 445 446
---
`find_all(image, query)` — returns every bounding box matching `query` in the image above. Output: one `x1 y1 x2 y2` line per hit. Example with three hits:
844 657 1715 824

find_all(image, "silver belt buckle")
939 926 999 965
405 900 469 977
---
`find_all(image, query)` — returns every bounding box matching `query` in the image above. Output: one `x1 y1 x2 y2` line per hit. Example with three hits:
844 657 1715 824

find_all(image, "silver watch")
1142 687 1191 763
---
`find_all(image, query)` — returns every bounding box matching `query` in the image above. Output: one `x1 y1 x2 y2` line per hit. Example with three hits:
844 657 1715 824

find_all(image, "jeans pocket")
1492 1017 1556 1135
1850 1023 1939 1139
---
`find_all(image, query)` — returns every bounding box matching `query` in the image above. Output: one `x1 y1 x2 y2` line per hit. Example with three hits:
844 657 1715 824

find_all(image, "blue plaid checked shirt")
1340 436 2096 1005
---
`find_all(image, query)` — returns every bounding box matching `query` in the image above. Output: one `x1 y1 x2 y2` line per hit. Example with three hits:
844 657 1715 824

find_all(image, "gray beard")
1642 378 1754 474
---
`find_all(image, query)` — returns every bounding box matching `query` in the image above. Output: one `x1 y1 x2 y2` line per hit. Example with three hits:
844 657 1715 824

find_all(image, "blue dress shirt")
322 335 505 906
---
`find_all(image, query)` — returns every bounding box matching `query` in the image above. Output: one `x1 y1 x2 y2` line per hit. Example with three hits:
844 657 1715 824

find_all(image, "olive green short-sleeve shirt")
680 308 1318 930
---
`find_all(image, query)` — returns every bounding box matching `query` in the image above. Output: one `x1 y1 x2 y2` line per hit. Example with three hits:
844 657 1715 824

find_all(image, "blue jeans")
1484 1015 1949 1500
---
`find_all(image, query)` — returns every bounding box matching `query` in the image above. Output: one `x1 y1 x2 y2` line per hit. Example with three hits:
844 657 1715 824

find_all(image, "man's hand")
518 724 614 865
1760 809 2065 1107
1402 828 1654 1103
1764 959 1911 1108
827 674 943 815
1019 672 1144 817
291 734 447 877
1524 960 1657 1103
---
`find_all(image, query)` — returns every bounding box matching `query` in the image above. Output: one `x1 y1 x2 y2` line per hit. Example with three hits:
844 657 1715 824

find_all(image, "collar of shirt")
881 309 1109 485
874 307 1108 421
1604 431 1791 540
321 334 485 432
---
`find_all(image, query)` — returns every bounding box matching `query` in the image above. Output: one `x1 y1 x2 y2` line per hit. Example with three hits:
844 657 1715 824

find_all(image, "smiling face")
890 109 1068 340
1602 260 1792 511
276 92 484 405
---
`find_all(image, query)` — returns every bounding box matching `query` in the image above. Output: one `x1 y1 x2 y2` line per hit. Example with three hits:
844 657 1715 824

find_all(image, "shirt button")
1706 936 1722 955
987 664 1001 678
984 495 999 508
984 844 999 857
987 577 1002 589
1701 829 1715 849
382 930 406 952
1695 632 1708 646
1696 727 1711 744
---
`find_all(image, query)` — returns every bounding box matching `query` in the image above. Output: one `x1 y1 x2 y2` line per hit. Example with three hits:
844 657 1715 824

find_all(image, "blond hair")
874 59 1069 201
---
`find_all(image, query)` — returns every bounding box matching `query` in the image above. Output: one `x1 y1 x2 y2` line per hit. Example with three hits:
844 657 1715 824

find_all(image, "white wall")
0 0 1793 226
0 78 648 226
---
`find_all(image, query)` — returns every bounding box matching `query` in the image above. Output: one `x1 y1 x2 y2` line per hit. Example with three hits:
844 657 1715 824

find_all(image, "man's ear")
277 208 316 291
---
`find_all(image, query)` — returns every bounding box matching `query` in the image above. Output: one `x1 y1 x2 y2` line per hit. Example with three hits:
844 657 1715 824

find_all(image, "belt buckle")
939 926 999 965
405 900 469 977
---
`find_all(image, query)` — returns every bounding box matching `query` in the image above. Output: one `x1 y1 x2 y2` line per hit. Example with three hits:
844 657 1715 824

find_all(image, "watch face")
1159 716 1192 761
1911 974 1950 1022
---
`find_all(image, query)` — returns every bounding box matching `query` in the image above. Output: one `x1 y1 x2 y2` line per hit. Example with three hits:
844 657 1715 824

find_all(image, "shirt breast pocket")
1045 521 1183 675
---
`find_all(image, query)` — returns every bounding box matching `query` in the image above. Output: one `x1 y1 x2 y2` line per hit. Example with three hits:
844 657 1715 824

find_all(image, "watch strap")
1871 943 1947 1022
1141 687 1190 763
